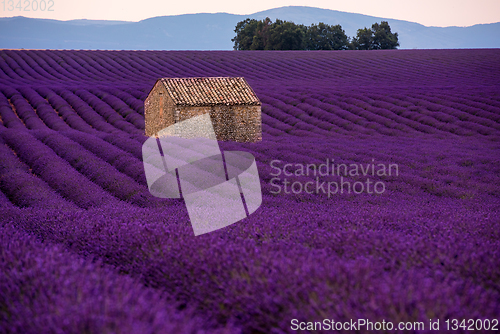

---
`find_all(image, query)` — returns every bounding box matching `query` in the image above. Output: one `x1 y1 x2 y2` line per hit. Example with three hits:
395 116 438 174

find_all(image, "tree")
351 27 373 50
232 18 305 50
232 18 272 50
232 19 399 51
232 19 259 50
248 17 272 50
305 23 349 50
266 19 306 50
351 21 399 50
371 21 399 49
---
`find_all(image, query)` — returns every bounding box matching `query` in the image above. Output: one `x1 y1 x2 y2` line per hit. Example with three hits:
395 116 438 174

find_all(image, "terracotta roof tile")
160 77 261 106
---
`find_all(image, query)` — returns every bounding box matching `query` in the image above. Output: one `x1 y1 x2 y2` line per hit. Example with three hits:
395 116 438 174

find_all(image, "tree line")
232 18 399 51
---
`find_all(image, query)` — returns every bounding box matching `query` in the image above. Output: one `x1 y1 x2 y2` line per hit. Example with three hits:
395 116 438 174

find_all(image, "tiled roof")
159 77 261 106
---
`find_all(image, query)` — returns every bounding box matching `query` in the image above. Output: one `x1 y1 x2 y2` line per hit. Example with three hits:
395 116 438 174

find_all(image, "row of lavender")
1 108 499 208
1 97 499 210
0 214 236 333
258 86 500 138
2 72 499 210
1 110 498 211
1 82 499 140
2 130 500 332
1 50 499 87
0 85 144 133
5 164 500 333
1 49 499 137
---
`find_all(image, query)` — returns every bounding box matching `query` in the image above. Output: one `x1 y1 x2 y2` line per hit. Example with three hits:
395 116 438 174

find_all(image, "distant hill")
1 6 499 50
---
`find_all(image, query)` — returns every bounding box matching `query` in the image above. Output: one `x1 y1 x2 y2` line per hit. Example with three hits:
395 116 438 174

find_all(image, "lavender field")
1 49 499 333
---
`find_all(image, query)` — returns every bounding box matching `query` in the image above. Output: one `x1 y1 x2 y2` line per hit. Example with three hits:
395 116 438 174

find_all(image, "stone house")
144 77 262 142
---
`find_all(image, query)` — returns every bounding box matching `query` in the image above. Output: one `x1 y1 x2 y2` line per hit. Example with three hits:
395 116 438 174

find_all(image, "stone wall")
144 81 174 137
213 105 261 142
177 105 261 142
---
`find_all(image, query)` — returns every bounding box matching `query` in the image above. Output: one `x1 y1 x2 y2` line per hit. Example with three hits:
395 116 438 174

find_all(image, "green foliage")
232 19 399 51
267 20 306 50
232 17 305 50
372 21 400 49
351 21 400 50
351 27 373 50
305 23 349 50
231 18 270 50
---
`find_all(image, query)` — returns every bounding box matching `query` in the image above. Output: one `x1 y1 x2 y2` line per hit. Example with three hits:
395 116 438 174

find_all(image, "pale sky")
1 0 499 27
